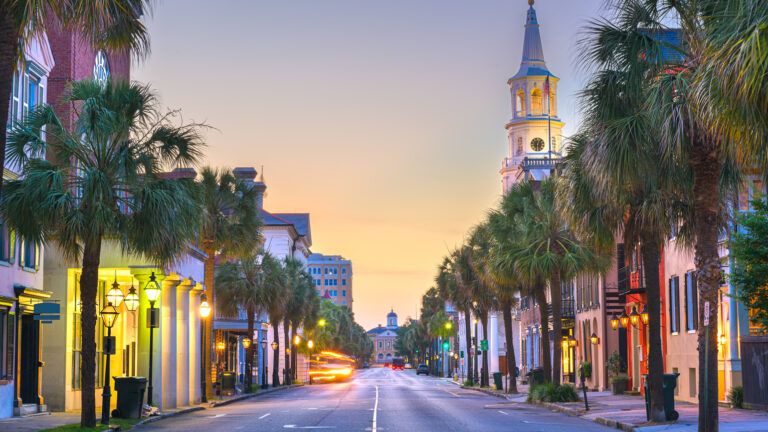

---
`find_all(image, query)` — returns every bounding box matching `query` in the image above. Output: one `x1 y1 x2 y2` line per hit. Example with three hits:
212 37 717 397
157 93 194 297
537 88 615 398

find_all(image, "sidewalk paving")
453 380 768 432
0 384 302 432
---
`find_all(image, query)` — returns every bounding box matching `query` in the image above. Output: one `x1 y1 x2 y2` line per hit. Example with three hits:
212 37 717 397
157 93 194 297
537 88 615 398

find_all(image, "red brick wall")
44 17 131 129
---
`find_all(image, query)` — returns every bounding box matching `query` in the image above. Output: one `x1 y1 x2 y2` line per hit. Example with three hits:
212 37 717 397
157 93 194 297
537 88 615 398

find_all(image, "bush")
580 361 592 379
527 383 580 403
728 386 744 409
463 380 474 387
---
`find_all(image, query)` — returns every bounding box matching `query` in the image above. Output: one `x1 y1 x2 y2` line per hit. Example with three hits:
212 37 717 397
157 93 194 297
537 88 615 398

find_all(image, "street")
139 367 612 432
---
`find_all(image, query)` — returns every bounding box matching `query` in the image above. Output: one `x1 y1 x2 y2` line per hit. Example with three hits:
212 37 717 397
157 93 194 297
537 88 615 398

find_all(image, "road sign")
704 301 710 326
480 340 488 351
33 302 60 323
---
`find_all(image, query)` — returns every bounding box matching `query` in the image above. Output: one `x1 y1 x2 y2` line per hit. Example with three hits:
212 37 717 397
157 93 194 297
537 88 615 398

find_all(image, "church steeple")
512 0 553 80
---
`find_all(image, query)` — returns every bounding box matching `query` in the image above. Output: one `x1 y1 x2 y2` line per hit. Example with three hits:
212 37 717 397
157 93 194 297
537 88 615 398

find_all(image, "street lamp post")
307 340 315 384
100 302 119 425
271 340 279 386
144 272 162 406
261 338 268 389
199 293 211 402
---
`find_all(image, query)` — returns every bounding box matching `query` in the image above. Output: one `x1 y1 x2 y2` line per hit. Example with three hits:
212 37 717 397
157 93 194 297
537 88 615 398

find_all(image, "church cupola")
387 309 398 328
500 0 566 190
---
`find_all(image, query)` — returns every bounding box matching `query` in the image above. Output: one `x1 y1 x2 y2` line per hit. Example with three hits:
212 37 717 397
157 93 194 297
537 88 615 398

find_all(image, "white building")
0 31 55 418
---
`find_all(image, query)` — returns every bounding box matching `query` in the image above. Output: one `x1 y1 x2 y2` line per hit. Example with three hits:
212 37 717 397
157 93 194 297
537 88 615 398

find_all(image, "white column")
161 278 181 410
189 288 201 404
489 312 500 373
176 281 191 407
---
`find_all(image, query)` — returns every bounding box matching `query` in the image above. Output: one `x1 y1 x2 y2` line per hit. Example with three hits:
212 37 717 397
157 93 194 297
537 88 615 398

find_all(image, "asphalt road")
138 367 613 432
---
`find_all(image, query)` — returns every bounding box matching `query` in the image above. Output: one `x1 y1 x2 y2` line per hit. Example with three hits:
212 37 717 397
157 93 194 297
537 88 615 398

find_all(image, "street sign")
33 302 60 323
704 301 710 326
480 340 488 351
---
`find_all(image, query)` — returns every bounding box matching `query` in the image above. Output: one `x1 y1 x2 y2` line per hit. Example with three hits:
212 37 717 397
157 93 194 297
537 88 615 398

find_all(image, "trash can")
643 373 680 421
526 368 544 387
493 372 503 390
221 372 236 396
113 377 147 419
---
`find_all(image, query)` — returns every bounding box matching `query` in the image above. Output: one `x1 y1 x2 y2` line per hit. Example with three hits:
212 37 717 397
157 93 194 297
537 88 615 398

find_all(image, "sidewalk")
453 380 768 432
0 385 302 432
545 391 768 432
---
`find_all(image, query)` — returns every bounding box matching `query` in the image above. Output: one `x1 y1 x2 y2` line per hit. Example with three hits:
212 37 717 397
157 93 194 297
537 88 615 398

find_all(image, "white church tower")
501 0 565 192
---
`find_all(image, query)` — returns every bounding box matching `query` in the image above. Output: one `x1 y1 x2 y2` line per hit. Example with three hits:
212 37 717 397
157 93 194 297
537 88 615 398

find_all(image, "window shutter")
9 231 16 264
6 314 15 379
692 272 698 329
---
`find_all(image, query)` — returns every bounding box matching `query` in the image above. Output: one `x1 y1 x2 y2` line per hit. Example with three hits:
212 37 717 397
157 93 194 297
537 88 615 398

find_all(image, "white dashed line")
372 385 380 432
260 413 271 419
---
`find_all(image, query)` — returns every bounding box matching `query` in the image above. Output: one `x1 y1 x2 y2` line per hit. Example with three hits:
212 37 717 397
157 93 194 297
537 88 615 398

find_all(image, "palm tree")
282 257 312 384
262 258 288 386
216 252 273 393
510 179 606 385
198 167 260 398
579 3 752 426
487 212 524 394
0 0 151 195
436 254 474 385
1 79 202 427
467 225 497 388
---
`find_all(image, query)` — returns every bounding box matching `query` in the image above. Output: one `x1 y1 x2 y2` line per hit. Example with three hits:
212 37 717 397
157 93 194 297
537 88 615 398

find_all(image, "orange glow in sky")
133 0 604 330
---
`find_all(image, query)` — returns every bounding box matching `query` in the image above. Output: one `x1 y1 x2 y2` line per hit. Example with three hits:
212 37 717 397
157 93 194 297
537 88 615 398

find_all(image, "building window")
314 279 320 286
20 238 38 270
342 268 347 274
689 368 697 397
378 341 382 348
342 290 346 297
515 89 526 117
0 220 16 263
342 300 347 305
342 279 347 286
685 271 698 332
669 276 680 334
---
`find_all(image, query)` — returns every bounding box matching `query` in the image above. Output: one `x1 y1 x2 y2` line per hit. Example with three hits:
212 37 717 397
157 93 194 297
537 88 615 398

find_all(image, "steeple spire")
512 0 553 79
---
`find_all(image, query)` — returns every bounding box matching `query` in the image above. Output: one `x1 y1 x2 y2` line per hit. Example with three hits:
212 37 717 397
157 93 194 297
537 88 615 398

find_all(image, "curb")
530 400 638 432
133 384 303 428
459 385 515 401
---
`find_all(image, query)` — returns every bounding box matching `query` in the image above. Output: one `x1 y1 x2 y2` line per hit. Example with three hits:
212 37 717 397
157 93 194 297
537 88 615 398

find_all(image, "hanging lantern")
242 337 251 349
199 293 211 318
106 276 124 308
568 335 578 348
144 272 162 304
630 306 640 328
590 333 599 345
640 305 649 325
610 314 619 330
100 302 120 329
619 309 630 327
216 341 226 351
124 282 140 312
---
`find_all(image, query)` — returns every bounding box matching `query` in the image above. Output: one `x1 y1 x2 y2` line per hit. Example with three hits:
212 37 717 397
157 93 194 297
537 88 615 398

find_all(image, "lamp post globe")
242 337 251 349
124 286 140 312
107 279 124 309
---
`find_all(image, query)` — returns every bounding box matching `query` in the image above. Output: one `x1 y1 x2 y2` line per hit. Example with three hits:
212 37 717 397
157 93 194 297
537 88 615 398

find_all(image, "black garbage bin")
113 377 147 419
493 372 503 390
643 373 680 421
526 368 544 387
221 372 236 396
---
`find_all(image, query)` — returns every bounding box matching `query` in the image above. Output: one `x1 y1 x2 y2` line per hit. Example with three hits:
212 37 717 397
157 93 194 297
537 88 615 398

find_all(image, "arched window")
531 88 543 115
515 89 526 117
516 137 524 156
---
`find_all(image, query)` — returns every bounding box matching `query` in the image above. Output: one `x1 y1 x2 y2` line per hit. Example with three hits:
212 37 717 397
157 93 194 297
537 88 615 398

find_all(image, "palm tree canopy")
216 252 274 318
2 79 203 264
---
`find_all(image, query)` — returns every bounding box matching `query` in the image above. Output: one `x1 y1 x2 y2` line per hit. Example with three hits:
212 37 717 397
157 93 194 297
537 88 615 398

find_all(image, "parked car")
391 357 405 371
404 363 412 369
416 364 429 376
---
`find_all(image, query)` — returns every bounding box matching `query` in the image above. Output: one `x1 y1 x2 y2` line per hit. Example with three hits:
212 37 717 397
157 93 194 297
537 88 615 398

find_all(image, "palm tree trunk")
481 311 490 387
501 301 518 393
641 239 666 422
202 246 216 400
79 239 102 428
550 272 563 385
245 306 255 393
290 322 297 383
535 284 552 383
283 321 290 385
463 309 473 385
691 145 722 432
0 12 17 196
272 320 280 386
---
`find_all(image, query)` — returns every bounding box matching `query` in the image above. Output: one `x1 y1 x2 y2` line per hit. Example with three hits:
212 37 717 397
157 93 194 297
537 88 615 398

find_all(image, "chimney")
233 166 267 211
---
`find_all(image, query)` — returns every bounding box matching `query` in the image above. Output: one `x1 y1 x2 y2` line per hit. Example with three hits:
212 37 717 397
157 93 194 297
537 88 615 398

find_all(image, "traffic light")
442 341 449 350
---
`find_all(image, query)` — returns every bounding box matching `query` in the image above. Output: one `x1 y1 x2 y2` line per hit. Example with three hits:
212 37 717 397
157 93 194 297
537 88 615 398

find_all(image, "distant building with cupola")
367 310 399 364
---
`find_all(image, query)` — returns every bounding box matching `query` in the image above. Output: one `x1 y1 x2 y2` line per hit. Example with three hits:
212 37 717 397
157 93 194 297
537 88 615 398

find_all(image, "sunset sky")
133 0 605 330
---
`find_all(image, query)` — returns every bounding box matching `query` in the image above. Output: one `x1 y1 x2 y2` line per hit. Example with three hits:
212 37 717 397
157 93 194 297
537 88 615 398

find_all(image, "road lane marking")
498 410 509 415
283 426 335 429
208 414 227 419
372 384 379 432
260 413 271 419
